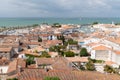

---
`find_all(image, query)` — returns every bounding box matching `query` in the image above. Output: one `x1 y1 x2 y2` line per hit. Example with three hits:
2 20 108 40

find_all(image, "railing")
71 62 80 71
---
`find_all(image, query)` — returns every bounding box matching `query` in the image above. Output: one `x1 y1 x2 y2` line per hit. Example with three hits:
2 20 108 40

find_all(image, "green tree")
80 65 85 70
44 76 60 80
57 35 61 40
33 24 39 27
49 46 60 52
104 65 115 73
80 48 88 57
52 23 61 28
64 51 75 57
92 22 98 25
49 45 66 56
49 46 56 52
57 35 65 45
26 56 35 65
41 51 51 58
49 45 65 53
67 39 78 45
88 58 104 63
64 41 68 47
7 78 18 80
85 61 95 71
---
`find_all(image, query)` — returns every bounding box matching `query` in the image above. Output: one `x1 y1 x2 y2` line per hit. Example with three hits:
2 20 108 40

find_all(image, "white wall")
91 50 95 59
111 52 116 63
0 66 8 73
108 51 112 61
90 49 111 61
114 54 120 65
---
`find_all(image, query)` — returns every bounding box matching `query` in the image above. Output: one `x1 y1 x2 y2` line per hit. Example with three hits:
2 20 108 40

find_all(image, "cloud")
0 0 120 17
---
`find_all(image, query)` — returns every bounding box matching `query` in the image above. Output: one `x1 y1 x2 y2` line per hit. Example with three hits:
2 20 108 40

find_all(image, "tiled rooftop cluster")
0 24 120 80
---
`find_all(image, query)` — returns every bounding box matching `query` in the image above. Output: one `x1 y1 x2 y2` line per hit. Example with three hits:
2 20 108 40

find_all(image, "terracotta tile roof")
101 24 115 28
0 47 12 52
52 57 71 70
0 46 11 48
17 69 45 80
0 58 10 66
94 24 116 28
92 45 111 50
39 34 49 37
17 58 26 68
17 69 120 80
35 57 72 70
45 40 62 45
76 39 84 42
105 61 117 66
36 58 55 65
0 35 7 38
107 37 120 44
27 64 36 68
7 59 26 73
0 43 19 48
3 37 17 43
7 59 17 73
33 46 45 52
25 41 41 45
42 40 62 47
48 52 58 57
90 31 105 38
54 33 61 36
62 25 74 29
66 57 88 63
20 50 40 56
20 46 45 56
86 43 99 47
113 50 120 55
70 33 79 37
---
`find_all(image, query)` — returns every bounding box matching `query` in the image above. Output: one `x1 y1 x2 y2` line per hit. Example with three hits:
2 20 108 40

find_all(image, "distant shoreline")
0 17 120 27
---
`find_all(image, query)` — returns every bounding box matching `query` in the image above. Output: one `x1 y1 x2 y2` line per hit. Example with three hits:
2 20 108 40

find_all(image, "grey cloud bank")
0 0 120 17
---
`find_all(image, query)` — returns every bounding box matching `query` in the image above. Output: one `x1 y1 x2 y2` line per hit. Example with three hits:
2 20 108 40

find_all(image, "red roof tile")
17 69 120 80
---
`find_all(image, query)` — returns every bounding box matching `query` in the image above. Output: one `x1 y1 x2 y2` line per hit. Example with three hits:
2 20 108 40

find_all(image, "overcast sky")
0 0 120 17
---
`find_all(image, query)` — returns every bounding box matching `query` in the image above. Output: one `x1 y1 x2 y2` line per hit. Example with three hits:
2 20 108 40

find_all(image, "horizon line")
0 17 120 18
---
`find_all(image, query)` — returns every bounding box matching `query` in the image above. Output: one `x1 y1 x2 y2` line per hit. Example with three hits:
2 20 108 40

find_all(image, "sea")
0 17 120 27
